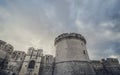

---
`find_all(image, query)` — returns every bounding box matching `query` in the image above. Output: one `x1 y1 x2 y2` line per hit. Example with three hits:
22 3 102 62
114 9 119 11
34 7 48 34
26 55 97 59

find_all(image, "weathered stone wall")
54 33 93 75
40 55 54 75
54 61 95 75
7 51 26 75
55 38 89 62
19 48 43 75
91 59 120 75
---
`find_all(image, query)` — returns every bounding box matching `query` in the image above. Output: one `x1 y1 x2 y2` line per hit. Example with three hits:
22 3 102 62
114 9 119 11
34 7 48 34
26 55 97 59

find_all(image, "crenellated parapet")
11 51 26 61
27 47 43 57
54 33 86 45
0 40 14 54
0 40 6 47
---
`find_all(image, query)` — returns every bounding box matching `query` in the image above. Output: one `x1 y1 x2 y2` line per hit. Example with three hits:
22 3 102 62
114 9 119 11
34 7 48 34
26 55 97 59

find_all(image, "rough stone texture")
19 47 43 75
0 50 7 70
55 38 89 62
0 40 6 48
40 55 54 75
7 51 26 75
54 61 95 75
0 40 14 71
55 33 86 45
0 50 7 62
91 58 120 75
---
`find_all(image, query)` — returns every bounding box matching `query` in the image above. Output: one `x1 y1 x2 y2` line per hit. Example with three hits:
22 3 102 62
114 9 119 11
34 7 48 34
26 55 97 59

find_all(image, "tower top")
54 33 86 45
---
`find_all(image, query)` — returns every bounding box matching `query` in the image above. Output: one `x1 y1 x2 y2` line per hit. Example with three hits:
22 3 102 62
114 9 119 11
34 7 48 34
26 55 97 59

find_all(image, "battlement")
27 47 43 57
0 40 6 47
43 55 54 65
11 51 26 60
101 58 119 65
54 33 86 45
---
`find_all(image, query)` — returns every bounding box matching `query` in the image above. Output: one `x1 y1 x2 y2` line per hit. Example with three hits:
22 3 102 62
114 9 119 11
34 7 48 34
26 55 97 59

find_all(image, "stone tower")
19 47 43 75
54 33 95 75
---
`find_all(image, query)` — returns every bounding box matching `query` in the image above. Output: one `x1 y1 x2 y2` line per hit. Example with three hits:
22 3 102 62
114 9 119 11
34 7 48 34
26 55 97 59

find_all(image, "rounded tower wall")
54 33 95 75
55 33 89 62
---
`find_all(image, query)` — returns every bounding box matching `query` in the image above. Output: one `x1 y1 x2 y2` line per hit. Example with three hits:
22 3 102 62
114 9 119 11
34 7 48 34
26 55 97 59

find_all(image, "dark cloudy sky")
0 0 120 60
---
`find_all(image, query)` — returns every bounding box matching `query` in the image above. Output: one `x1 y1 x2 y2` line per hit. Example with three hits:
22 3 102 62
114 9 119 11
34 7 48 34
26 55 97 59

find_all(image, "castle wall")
40 55 54 75
7 51 26 75
19 61 28 75
54 61 95 75
19 48 43 75
0 50 6 62
0 40 14 71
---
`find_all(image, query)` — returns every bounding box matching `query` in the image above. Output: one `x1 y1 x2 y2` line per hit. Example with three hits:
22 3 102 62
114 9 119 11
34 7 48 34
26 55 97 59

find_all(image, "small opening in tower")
81 43 83 45
83 50 86 54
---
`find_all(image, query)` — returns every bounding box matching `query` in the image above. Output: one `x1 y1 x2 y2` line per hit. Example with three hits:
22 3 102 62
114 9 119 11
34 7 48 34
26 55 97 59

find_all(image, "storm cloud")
0 0 120 60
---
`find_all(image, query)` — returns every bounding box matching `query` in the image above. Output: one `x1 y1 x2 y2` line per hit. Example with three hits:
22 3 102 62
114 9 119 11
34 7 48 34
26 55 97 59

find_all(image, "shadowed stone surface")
54 61 95 75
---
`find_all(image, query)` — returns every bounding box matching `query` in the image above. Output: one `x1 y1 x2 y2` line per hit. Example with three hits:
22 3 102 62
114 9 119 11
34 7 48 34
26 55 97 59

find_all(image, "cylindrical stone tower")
54 33 95 75
55 33 89 62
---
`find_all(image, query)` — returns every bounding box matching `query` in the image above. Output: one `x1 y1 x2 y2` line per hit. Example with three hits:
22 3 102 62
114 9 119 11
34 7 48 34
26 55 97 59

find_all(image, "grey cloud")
0 0 120 59
69 0 120 59
90 41 120 60
73 0 120 23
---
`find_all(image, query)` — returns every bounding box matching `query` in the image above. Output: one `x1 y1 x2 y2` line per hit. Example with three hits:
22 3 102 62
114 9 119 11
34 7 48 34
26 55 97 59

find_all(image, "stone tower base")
54 61 96 75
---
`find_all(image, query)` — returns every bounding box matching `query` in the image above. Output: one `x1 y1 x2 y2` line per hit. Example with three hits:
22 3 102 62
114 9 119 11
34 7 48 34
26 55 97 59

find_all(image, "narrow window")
81 43 83 45
83 50 86 54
